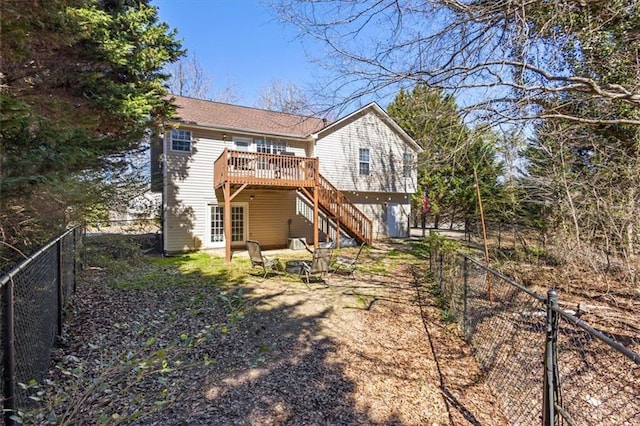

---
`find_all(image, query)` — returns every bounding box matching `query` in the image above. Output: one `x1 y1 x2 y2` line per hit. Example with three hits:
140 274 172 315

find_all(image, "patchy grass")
104 253 248 291
21 238 507 425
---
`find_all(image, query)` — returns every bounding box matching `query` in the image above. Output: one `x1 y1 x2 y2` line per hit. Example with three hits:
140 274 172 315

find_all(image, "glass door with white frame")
209 203 247 247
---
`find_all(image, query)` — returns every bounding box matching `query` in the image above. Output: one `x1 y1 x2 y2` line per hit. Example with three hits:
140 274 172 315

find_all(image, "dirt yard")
29 241 507 425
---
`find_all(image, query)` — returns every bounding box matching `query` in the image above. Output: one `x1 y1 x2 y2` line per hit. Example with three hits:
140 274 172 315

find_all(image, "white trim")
233 136 252 151
170 129 192 152
231 202 249 246
174 122 313 141
206 202 249 248
207 204 225 248
359 147 371 176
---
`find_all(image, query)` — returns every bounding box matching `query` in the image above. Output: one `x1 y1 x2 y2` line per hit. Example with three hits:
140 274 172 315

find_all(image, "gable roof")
169 95 327 139
313 102 423 153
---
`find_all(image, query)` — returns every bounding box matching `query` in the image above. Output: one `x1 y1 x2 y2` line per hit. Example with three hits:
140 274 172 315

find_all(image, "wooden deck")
214 149 318 189
214 149 373 261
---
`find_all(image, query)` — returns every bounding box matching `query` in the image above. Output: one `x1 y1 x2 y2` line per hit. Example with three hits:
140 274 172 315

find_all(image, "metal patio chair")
246 240 281 279
300 247 333 285
332 242 365 278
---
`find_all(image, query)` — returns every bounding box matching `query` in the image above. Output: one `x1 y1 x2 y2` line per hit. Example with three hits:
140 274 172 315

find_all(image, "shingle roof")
169 95 327 139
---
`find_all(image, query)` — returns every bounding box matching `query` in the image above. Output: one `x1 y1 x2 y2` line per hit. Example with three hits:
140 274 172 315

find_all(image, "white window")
170 129 192 152
403 152 412 177
234 137 251 151
256 139 287 154
256 139 287 169
359 148 370 176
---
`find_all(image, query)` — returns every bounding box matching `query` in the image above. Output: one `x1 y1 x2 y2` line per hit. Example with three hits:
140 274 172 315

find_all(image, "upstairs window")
234 137 251 151
359 148 370 176
403 152 412 177
171 129 192 152
256 139 287 154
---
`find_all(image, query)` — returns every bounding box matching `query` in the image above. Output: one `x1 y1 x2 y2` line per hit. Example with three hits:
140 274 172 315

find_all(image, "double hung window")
170 129 192 152
359 148 370 176
256 139 287 154
403 152 412 177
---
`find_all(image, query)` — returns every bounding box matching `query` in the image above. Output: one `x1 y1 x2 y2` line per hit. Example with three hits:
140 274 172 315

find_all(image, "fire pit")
285 260 307 275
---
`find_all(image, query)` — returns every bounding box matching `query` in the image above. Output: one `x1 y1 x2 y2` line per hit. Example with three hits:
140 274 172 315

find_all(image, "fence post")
72 228 77 293
543 289 559 426
438 253 444 294
2 279 16 426
463 256 469 338
57 239 64 336
429 241 434 271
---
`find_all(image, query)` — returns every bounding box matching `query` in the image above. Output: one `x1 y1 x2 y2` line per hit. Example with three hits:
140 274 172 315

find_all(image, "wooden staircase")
310 174 373 245
214 149 373 247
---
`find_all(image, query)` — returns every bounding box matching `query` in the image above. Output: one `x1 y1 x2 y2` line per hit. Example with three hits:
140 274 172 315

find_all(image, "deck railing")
317 175 373 244
214 149 318 188
214 148 372 245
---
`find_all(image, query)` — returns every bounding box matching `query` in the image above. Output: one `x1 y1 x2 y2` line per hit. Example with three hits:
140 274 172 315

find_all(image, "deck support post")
222 183 247 263
224 181 232 263
335 208 342 248
313 187 319 248
213 152 371 251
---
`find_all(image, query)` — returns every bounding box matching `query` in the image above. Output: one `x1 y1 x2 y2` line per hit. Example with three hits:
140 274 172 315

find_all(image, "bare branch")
271 0 640 125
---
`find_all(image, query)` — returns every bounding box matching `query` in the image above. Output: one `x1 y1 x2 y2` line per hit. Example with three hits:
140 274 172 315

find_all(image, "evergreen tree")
0 0 184 264
387 83 503 229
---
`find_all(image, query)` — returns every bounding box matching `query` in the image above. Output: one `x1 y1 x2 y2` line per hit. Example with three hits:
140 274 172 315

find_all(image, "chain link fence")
550 298 640 425
430 244 640 425
0 226 82 424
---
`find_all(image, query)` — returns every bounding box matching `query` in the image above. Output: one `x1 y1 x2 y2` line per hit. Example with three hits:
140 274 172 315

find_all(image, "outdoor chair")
246 240 282 279
301 247 333 285
332 242 365 278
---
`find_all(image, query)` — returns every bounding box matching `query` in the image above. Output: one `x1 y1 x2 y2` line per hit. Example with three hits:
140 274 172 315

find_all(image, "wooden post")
474 167 492 302
224 181 232 263
313 187 319 248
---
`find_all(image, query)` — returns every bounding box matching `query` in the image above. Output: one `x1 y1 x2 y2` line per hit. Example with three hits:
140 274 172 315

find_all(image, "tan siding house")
156 95 421 256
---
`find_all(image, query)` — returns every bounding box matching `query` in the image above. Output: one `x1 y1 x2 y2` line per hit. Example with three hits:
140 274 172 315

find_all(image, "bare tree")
213 82 242 104
165 52 242 103
272 0 640 125
272 0 640 277
166 52 212 99
255 79 315 115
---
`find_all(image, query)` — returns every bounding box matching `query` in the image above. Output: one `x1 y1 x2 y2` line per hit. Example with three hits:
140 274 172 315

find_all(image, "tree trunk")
626 185 637 260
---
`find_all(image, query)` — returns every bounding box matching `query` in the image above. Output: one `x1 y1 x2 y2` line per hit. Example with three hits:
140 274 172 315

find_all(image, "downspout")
310 132 318 158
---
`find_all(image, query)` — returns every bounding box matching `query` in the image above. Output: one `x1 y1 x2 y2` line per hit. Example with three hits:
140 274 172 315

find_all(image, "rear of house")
151 95 421 256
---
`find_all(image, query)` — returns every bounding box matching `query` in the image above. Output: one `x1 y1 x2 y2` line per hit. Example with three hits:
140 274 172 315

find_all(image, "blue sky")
153 0 318 107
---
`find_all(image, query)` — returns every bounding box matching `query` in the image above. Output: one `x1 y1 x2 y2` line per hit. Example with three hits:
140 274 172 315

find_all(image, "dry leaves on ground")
27 242 506 425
